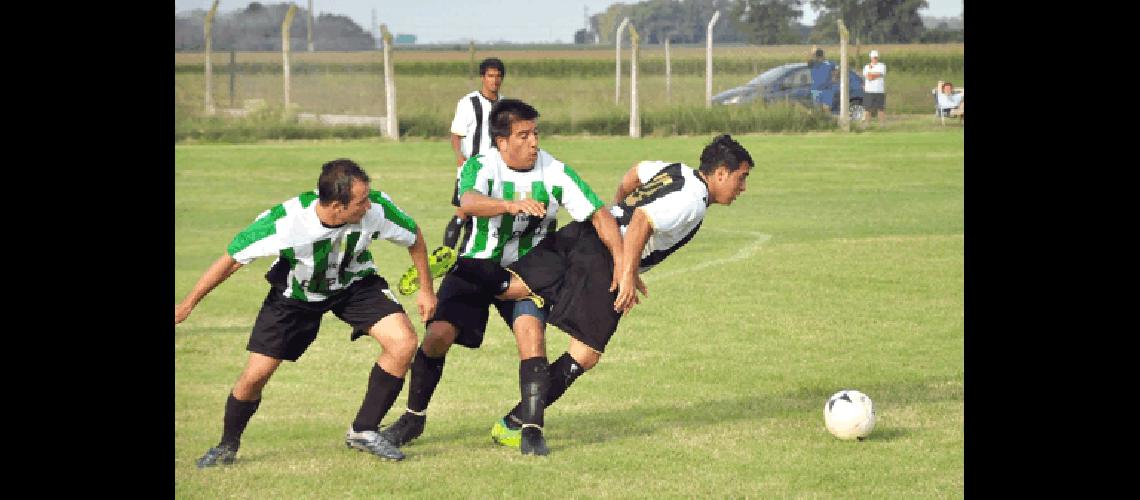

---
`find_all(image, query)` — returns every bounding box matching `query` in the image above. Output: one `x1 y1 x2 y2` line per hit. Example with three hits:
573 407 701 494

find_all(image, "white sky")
174 0 964 44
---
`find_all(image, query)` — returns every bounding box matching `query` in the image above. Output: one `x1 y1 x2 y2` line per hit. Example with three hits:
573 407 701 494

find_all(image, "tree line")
175 2 374 51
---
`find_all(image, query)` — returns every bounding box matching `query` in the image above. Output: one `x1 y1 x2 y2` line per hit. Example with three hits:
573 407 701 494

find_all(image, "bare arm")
613 207 651 314
459 190 545 218
406 228 438 320
612 162 641 206
589 206 624 294
175 254 244 325
450 134 466 167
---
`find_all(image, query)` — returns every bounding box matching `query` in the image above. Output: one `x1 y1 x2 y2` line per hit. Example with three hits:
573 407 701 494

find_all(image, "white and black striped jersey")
609 161 709 273
458 147 604 267
226 190 419 302
450 90 501 176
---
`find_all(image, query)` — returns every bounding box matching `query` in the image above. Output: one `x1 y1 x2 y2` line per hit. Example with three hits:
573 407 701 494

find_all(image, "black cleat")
196 443 238 468
519 426 550 456
345 427 405 461
378 411 426 447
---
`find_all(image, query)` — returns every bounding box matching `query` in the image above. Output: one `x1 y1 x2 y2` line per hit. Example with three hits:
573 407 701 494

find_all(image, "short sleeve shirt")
226 190 418 301
610 161 709 273
450 91 500 161
808 60 837 91
457 148 604 267
862 62 886 93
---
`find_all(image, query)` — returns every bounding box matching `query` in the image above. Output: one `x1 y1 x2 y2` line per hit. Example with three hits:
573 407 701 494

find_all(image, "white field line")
642 228 772 283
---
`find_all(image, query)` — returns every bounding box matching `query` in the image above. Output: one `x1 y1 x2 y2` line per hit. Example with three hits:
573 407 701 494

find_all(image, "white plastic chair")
932 86 964 125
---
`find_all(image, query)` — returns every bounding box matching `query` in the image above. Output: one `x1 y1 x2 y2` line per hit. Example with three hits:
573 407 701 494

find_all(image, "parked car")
711 62 865 120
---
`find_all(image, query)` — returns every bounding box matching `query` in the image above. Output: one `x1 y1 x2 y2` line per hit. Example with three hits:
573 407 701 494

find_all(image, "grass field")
174 129 963 497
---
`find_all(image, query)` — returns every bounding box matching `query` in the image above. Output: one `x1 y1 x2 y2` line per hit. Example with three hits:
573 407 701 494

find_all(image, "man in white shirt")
937 81 964 120
862 50 887 126
442 58 506 252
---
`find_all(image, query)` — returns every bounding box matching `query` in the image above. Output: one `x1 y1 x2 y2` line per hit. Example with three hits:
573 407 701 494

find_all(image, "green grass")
175 130 963 497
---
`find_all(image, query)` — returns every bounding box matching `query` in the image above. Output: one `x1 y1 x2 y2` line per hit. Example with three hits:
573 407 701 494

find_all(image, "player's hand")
416 289 438 322
613 272 648 314
175 303 193 325
456 157 467 167
507 199 546 217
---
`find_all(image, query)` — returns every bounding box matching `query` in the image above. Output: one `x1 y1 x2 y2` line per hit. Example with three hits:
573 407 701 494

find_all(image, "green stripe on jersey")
298 191 318 208
369 190 417 232
308 238 332 293
464 178 496 257
562 164 605 210
227 203 287 257
518 181 548 256
279 247 301 297
552 186 563 204
488 181 516 263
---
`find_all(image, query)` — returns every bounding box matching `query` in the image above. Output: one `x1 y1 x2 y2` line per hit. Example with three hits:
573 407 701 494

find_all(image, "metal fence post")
282 5 298 108
629 23 640 138
705 10 720 108
203 0 219 112
615 17 629 104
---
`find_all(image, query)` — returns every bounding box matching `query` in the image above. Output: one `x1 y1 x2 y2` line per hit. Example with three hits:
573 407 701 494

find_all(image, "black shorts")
509 221 622 353
429 257 548 349
247 274 404 361
864 92 885 111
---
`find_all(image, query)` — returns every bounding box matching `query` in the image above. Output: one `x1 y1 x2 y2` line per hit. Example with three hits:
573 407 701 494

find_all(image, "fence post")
615 17 629 104
282 5 298 108
307 0 314 52
629 23 640 138
229 49 236 108
203 0 219 112
705 10 720 108
665 37 671 103
837 20 850 131
381 24 398 140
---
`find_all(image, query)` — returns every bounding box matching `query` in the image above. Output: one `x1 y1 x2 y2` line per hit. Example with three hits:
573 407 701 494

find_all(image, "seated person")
936 80 964 118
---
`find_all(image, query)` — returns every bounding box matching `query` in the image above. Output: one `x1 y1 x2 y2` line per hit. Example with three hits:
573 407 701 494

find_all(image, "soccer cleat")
398 246 458 295
490 418 522 448
196 443 238 468
519 426 549 456
378 411 426 447
345 427 405 461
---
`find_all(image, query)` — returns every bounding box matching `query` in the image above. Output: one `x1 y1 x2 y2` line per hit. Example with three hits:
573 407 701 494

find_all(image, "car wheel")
849 102 865 122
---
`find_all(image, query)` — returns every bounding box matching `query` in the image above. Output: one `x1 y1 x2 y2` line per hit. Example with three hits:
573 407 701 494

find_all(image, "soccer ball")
824 390 876 440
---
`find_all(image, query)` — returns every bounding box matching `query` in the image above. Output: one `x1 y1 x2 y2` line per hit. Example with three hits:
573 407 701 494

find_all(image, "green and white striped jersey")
226 190 419 302
458 148 604 267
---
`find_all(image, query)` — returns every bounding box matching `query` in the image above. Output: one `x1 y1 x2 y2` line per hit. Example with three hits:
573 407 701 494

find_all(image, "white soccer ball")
824 389 876 440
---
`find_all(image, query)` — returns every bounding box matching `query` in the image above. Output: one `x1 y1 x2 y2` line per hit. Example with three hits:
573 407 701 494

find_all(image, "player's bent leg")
368 313 419 377
199 353 282 468
379 320 457 447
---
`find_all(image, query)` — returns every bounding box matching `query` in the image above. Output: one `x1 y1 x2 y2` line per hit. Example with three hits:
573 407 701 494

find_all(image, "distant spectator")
936 80 964 120
806 45 838 112
862 50 887 125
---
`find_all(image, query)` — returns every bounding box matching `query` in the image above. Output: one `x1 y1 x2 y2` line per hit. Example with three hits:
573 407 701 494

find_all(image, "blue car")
711 62 865 120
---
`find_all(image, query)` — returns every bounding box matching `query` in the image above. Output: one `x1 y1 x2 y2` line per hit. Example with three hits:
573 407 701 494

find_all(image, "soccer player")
175 159 438 467
378 99 625 456
456 134 753 448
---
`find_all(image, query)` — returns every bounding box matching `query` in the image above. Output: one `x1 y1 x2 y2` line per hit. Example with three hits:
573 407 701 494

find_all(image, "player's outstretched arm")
406 228 438 320
613 208 651 314
612 162 641 206
460 190 545 218
175 254 243 325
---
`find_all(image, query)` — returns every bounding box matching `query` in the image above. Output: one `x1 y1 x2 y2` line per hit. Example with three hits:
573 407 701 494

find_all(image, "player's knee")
422 321 457 357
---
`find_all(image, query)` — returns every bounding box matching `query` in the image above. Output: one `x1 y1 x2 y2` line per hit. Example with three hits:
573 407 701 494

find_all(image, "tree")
808 0 927 43
731 0 805 44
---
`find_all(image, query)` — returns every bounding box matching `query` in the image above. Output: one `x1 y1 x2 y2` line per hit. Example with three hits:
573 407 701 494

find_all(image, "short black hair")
479 57 506 77
814 49 824 58
698 134 753 175
318 158 370 206
489 99 539 147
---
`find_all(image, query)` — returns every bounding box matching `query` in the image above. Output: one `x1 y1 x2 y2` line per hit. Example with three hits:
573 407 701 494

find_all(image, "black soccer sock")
507 352 583 428
515 356 550 428
406 347 446 413
220 393 261 448
442 216 465 249
351 363 405 433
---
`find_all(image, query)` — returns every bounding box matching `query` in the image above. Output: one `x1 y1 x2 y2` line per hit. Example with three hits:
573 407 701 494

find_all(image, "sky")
174 0 964 44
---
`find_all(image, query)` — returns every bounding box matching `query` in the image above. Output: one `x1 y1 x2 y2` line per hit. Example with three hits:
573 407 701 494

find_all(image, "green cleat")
398 246 458 295
490 418 521 448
